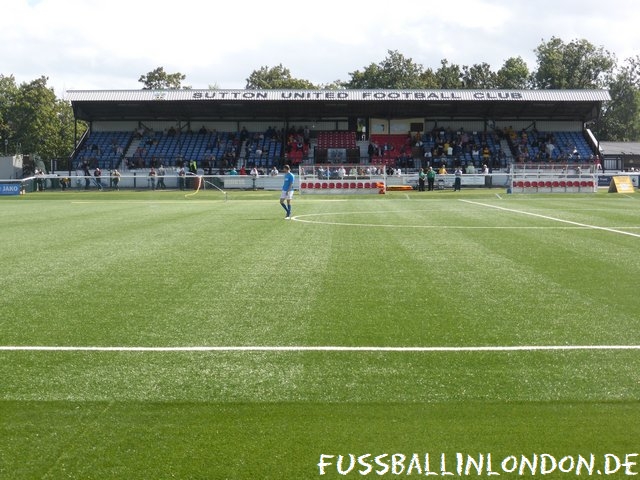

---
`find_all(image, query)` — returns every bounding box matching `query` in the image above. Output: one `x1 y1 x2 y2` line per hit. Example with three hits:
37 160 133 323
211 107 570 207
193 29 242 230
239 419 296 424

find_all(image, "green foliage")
138 66 188 90
345 50 429 89
245 64 317 89
599 56 640 141
462 62 498 88
533 37 616 89
433 59 464 88
495 56 531 89
0 75 82 166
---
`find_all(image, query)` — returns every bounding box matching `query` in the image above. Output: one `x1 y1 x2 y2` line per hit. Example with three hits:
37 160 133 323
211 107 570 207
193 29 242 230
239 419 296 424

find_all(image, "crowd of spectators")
75 122 596 177
367 126 506 171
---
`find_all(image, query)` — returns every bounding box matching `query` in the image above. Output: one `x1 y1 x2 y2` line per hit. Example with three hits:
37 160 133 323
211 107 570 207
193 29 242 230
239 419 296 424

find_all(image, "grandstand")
62 89 611 189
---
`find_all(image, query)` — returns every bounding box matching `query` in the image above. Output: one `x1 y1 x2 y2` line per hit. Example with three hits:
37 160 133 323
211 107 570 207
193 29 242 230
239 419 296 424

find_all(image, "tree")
532 37 616 89
0 75 83 168
434 59 464 89
138 67 188 90
599 56 640 141
462 62 498 88
345 50 427 89
417 68 441 89
0 74 19 154
8 76 82 169
495 56 531 89
245 64 317 89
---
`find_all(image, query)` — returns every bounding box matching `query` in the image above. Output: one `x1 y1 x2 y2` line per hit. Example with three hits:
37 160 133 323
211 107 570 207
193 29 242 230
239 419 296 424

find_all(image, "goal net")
298 164 386 195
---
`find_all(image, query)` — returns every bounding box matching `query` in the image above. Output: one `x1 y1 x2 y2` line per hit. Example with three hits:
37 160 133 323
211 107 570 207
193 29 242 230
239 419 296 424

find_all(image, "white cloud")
1 0 639 96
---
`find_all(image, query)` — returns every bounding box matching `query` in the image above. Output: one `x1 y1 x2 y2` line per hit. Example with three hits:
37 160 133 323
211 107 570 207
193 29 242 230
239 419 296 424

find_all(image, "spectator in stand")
423 147 432 167
453 166 462 191
303 126 310 146
111 169 121 190
94 167 103 191
368 142 375 162
472 145 480 164
82 160 91 190
148 166 156 190
178 166 186 190
426 166 436 191
157 165 166 189
35 168 45 192
482 145 491 166
250 165 259 190
572 146 580 161
418 168 426 191
60 176 71 191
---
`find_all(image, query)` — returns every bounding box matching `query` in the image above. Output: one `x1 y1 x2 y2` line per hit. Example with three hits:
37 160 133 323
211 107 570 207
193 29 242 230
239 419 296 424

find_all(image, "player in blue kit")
280 164 295 219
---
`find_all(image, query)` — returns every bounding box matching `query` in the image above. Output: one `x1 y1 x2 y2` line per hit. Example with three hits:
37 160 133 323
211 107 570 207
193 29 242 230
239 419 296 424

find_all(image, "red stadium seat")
357 182 363 188
335 182 342 189
552 181 559 187
321 182 328 189
328 182 335 188
300 182 307 189
545 181 552 187
314 182 321 189
524 181 531 188
349 182 356 189
580 181 587 187
559 181 566 187
531 181 538 188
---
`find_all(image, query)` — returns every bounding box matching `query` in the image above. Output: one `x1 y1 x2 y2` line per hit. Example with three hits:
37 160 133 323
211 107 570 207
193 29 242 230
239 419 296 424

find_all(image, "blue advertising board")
0 183 21 195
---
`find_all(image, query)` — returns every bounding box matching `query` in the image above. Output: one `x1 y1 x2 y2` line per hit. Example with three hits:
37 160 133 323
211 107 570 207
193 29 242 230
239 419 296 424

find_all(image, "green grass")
1 188 640 479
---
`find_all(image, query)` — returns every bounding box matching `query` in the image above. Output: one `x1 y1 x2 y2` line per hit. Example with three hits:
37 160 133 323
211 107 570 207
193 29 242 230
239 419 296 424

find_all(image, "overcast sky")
4 0 639 97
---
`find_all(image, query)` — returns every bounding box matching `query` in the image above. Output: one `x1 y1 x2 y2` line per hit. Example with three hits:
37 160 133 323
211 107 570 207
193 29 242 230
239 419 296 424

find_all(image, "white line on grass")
1 345 639 352
461 200 640 238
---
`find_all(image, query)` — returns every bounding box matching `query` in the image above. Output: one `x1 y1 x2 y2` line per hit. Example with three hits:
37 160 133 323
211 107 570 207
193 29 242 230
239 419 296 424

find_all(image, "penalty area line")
0 345 639 352
461 199 640 238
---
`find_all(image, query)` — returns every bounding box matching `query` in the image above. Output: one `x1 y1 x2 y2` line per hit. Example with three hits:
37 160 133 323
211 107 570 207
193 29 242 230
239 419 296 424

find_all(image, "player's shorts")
280 190 294 200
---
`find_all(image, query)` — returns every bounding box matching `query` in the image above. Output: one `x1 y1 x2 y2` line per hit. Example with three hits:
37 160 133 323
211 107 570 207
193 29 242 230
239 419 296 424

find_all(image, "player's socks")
281 203 288 214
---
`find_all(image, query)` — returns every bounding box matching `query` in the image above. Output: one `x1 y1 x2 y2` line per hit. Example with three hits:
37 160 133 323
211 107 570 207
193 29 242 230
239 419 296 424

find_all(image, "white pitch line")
461 199 640 238
0 345 639 352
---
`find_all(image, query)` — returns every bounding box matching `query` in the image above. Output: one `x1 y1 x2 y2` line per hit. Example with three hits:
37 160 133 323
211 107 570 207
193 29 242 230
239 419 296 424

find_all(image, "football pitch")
1 187 639 479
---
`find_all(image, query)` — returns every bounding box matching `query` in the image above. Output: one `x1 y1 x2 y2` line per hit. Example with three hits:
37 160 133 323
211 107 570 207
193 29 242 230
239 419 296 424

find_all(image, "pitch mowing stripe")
1 345 639 352
461 199 640 238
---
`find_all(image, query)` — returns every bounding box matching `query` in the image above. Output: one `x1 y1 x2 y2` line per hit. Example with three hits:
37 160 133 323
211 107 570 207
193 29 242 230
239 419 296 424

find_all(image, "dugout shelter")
63 88 611 192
